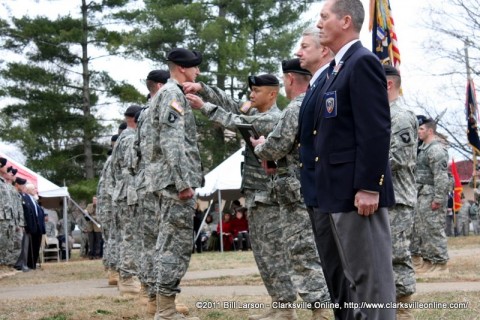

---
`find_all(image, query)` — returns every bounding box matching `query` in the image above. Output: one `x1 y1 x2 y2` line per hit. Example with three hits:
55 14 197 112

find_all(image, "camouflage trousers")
8 222 23 266
154 187 195 296
107 204 121 271
278 201 328 304
117 200 142 279
137 188 159 297
0 220 12 266
411 194 449 263
245 190 297 303
389 204 416 297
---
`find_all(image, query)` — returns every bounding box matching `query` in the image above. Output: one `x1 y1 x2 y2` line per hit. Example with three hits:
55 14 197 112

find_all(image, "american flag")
369 0 401 66
466 79 480 154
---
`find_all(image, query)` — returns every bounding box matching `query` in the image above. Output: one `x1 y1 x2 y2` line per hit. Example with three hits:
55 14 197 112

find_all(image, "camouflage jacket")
110 127 136 202
132 103 154 191
389 99 418 207
96 155 113 222
146 78 203 193
416 139 449 203
0 177 10 220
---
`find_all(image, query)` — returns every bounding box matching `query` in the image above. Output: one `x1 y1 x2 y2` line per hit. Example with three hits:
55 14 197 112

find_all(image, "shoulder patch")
168 112 178 123
240 101 252 114
170 99 184 115
398 130 411 144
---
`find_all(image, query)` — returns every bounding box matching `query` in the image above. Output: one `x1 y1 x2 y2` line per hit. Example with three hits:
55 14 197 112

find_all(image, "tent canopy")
195 147 243 201
0 152 69 198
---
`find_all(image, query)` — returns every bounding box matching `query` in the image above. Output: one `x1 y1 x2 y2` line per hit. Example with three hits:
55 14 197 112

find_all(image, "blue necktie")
326 60 336 79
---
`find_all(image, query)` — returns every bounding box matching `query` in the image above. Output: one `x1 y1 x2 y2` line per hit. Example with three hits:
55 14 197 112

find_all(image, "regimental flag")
369 0 401 66
466 79 480 154
451 159 463 212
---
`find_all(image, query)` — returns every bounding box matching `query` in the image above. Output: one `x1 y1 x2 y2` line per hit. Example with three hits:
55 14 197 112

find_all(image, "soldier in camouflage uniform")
96 134 117 283
187 74 300 320
131 69 170 314
413 117 450 276
110 104 143 296
0 158 14 267
251 59 330 320
469 198 479 235
383 66 417 320
146 48 202 320
456 196 470 236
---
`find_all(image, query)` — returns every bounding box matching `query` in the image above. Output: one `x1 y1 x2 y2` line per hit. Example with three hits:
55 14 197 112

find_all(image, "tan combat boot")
248 305 277 320
311 308 330 320
147 295 157 315
154 294 199 320
411 255 423 271
138 283 149 305
262 308 298 320
421 262 449 278
118 275 141 297
396 294 414 320
175 296 190 315
108 269 119 286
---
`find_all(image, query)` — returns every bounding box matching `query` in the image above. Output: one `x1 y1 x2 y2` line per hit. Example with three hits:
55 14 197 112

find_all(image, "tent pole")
64 196 69 261
218 190 223 253
194 200 213 243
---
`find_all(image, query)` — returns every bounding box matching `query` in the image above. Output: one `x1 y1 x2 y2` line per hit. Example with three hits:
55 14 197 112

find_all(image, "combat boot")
138 283 149 305
311 308 330 320
154 294 200 320
147 295 157 315
118 275 141 297
415 259 433 274
411 255 423 271
108 269 119 286
261 308 298 320
248 306 277 320
421 262 449 278
175 296 190 315
396 294 414 320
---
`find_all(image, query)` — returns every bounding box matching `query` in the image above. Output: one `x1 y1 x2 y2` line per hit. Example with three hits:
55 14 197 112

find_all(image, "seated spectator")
204 214 218 251
217 212 234 251
232 207 250 251
44 213 57 238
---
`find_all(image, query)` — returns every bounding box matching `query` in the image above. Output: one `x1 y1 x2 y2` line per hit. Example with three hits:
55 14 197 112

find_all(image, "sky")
0 0 476 162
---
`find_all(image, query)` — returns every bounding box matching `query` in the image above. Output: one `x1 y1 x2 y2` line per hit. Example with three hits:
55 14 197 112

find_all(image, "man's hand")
250 136 265 147
186 94 205 110
431 201 441 211
183 82 202 94
354 190 379 216
261 160 277 175
179 188 195 200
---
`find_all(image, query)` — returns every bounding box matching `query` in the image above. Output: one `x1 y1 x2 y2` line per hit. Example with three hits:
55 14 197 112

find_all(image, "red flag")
451 159 463 212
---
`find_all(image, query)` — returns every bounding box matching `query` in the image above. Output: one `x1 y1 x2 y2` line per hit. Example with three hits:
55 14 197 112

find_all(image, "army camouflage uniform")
132 104 160 298
197 83 297 303
254 93 330 305
96 155 115 269
412 139 449 264
111 127 141 279
456 200 470 236
388 99 417 297
146 78 203 296
469 202 479 235
0 177 14 266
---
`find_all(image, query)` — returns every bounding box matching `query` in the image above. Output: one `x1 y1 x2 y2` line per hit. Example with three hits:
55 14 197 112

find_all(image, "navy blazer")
313 41 395 213
297 69 328 207
21 194 46 235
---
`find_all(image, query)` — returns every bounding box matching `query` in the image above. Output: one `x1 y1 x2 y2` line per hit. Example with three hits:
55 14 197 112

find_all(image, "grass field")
0 236 479 319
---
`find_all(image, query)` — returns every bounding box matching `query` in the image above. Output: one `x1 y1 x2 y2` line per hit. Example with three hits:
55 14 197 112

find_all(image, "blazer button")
379 182 383 186
299 163 303 168
313 130 317 135
298 143 301 147
315 157 319 162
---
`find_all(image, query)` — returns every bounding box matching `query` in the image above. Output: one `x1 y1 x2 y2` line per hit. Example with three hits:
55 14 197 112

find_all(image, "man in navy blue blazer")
23 183 46 269
312 0 396 319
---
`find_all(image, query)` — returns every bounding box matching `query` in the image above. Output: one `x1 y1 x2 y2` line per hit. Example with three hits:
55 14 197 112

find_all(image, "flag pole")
465 39 477 189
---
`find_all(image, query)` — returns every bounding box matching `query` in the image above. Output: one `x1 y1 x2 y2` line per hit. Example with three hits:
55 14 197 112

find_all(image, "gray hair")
302 26 321 48
331 0 365 33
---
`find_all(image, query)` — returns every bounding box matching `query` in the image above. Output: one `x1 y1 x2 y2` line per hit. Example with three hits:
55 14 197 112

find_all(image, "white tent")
0 152 69 198
195 147 244 201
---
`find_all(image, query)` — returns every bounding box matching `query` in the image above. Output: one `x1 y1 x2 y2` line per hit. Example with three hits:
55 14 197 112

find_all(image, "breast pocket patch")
323 91 337 118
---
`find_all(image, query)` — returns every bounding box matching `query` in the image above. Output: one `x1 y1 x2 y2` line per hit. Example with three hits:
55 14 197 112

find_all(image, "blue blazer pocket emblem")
324 91 337 118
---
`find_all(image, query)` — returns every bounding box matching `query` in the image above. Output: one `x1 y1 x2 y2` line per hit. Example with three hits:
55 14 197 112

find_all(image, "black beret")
383 65 400 77
111 134 119 142
7 166 13 173
417 115 433 126
167 48 202 68
11 168 18 176
0 157 6 168
15 177 27 185
107 149 113 156
282 58 311 76
146 69 170 84
248 74 279 89
118 122 127 131
124 105 143 118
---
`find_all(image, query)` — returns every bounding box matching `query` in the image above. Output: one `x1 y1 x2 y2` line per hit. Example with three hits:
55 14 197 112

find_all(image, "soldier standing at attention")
413 117 450 276
251 58 331 320
383 65 418 319
146 48 203 320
